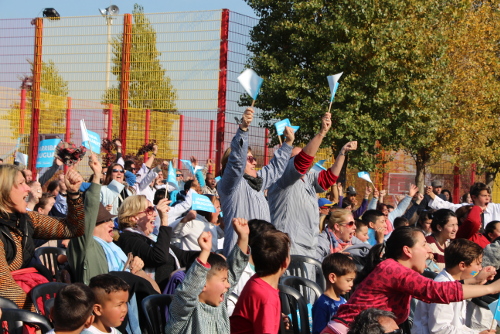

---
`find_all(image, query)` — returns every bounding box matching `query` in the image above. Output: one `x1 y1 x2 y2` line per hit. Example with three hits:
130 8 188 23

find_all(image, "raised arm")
317 141 357 191
259 126 294 190
31 168 85 239
217 108 254 195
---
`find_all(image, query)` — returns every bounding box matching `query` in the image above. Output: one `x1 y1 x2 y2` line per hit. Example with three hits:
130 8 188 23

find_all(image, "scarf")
243 173 263 192
93 236 128 272
0 212 34 267
326 227 350 253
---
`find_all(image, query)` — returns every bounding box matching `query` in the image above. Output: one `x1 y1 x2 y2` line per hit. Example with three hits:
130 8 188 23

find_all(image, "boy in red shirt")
230 229 291 333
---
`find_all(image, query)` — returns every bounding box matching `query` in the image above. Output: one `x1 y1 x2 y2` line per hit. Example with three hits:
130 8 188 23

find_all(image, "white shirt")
82 325 122 334
429 195 500 229
169 214 219 251
412 269 475 334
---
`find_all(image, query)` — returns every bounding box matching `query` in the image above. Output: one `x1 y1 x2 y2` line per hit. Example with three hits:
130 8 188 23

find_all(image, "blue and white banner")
80 119 101 154
327 72 343 102
191 193 216 212
274 118 300 136
36 138 61 168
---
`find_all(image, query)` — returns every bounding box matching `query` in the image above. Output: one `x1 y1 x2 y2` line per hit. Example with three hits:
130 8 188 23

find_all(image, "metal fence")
0 9 484 203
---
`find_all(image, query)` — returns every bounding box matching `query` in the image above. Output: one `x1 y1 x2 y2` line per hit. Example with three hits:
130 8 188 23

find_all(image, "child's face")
355 226 369 242
460 256 483 280
333 272 356 295
488 223 500 241
370 216 387 231
98 290 129 329
201 269 230 307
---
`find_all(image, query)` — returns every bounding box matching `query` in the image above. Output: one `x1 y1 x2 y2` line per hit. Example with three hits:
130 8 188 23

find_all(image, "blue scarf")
93 236 128 272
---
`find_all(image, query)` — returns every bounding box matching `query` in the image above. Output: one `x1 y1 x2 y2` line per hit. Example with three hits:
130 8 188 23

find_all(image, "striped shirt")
218 128 292 256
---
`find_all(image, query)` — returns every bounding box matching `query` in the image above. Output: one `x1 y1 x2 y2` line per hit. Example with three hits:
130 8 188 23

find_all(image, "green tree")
244 0 489 188
4 59 68 141
102 4 178 157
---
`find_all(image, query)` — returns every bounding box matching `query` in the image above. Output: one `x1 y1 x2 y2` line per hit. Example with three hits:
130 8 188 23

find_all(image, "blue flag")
192 193 216 212
489 298 500 322
36 139 61 168
167 161 179 191
180 159 195 175
274 118 300 136
311 159 327 172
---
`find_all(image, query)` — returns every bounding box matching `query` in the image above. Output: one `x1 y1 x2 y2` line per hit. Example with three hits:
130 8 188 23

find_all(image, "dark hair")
393 217 409 229
416 210 434 229
124 160 136 173
485 221 500 242
251 229 290 277
460 192 470 203
89 274 130 305
441 189 453 203
445 238 483 269
47 179 60 193
470 182 491 198
355 227 422 285
376 203 387 212
386 205 394 210
104 163 124 185
430 209 456 233
184 179 195 192
153 188 166 205
322 253 356 282
34 193 55 212
206 253 229 280
248 219 276 247
362 210 385 225
355 219 368 231
342 198 352 209
347 308 396 334
51 283 95 331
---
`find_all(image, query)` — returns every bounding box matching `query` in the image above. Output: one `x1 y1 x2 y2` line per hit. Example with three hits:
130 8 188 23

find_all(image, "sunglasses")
247 156 256 163
112 169 124 173
132 167 138 171
339 221 355 227
176 174 183 177
140 206 155 215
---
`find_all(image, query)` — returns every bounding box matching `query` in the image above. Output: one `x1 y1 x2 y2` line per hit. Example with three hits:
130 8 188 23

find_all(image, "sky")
0 0 256 19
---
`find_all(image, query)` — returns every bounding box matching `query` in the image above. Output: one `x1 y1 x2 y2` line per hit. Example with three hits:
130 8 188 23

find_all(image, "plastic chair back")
0 308 53 334
281 276 322 304
279 284 311 334
141 294 173 334
30 282 67 316
0 296 18 309
287 255 326 291
34 247 66 281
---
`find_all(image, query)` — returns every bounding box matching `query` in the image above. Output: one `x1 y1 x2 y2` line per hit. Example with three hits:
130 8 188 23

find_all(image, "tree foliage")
102 3 177 112
244 0 500 187
4 59 68 142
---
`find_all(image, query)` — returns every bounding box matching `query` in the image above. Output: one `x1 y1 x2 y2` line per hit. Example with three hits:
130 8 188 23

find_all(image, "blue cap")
318 198 333 208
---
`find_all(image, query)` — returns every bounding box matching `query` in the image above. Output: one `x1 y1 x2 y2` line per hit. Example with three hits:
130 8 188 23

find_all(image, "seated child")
393 217 409 228
166 218 250 334
312 253 356 334
83 274 130 334
351 219 370 245
362 210 386 246
47 283 95 334
230 229 291 333
412 238 494 334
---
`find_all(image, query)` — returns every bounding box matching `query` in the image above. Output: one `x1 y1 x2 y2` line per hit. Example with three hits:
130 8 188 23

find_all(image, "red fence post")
28 18 44 177
20 89 26 135
453 165 460 204
178 115 184 161
119 14 133 154
215 9 229 175
209 120 215 173
144 109 151 161
64 97 72 173
107 103 113 140
264 128 269 165
471 163 476 185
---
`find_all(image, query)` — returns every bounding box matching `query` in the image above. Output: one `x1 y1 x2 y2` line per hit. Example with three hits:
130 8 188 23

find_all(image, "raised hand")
198 231 213 253
88 153 101 176
320 112 332 135
240 107 254 131
408 184 418 198
342 141 358 153
283 126 295 145
65 168 83 194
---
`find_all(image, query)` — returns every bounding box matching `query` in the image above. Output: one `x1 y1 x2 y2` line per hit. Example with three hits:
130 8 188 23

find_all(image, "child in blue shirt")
312 253 356 334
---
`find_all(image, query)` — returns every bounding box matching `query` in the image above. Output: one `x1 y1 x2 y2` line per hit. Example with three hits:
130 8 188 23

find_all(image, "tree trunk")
486 171 496 189
415 160 426 193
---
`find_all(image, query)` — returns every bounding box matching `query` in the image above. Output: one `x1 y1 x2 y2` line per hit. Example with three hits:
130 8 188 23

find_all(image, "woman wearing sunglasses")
322 227 500 334
116 195 199 291
317 209 356 261
100 163 135 215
